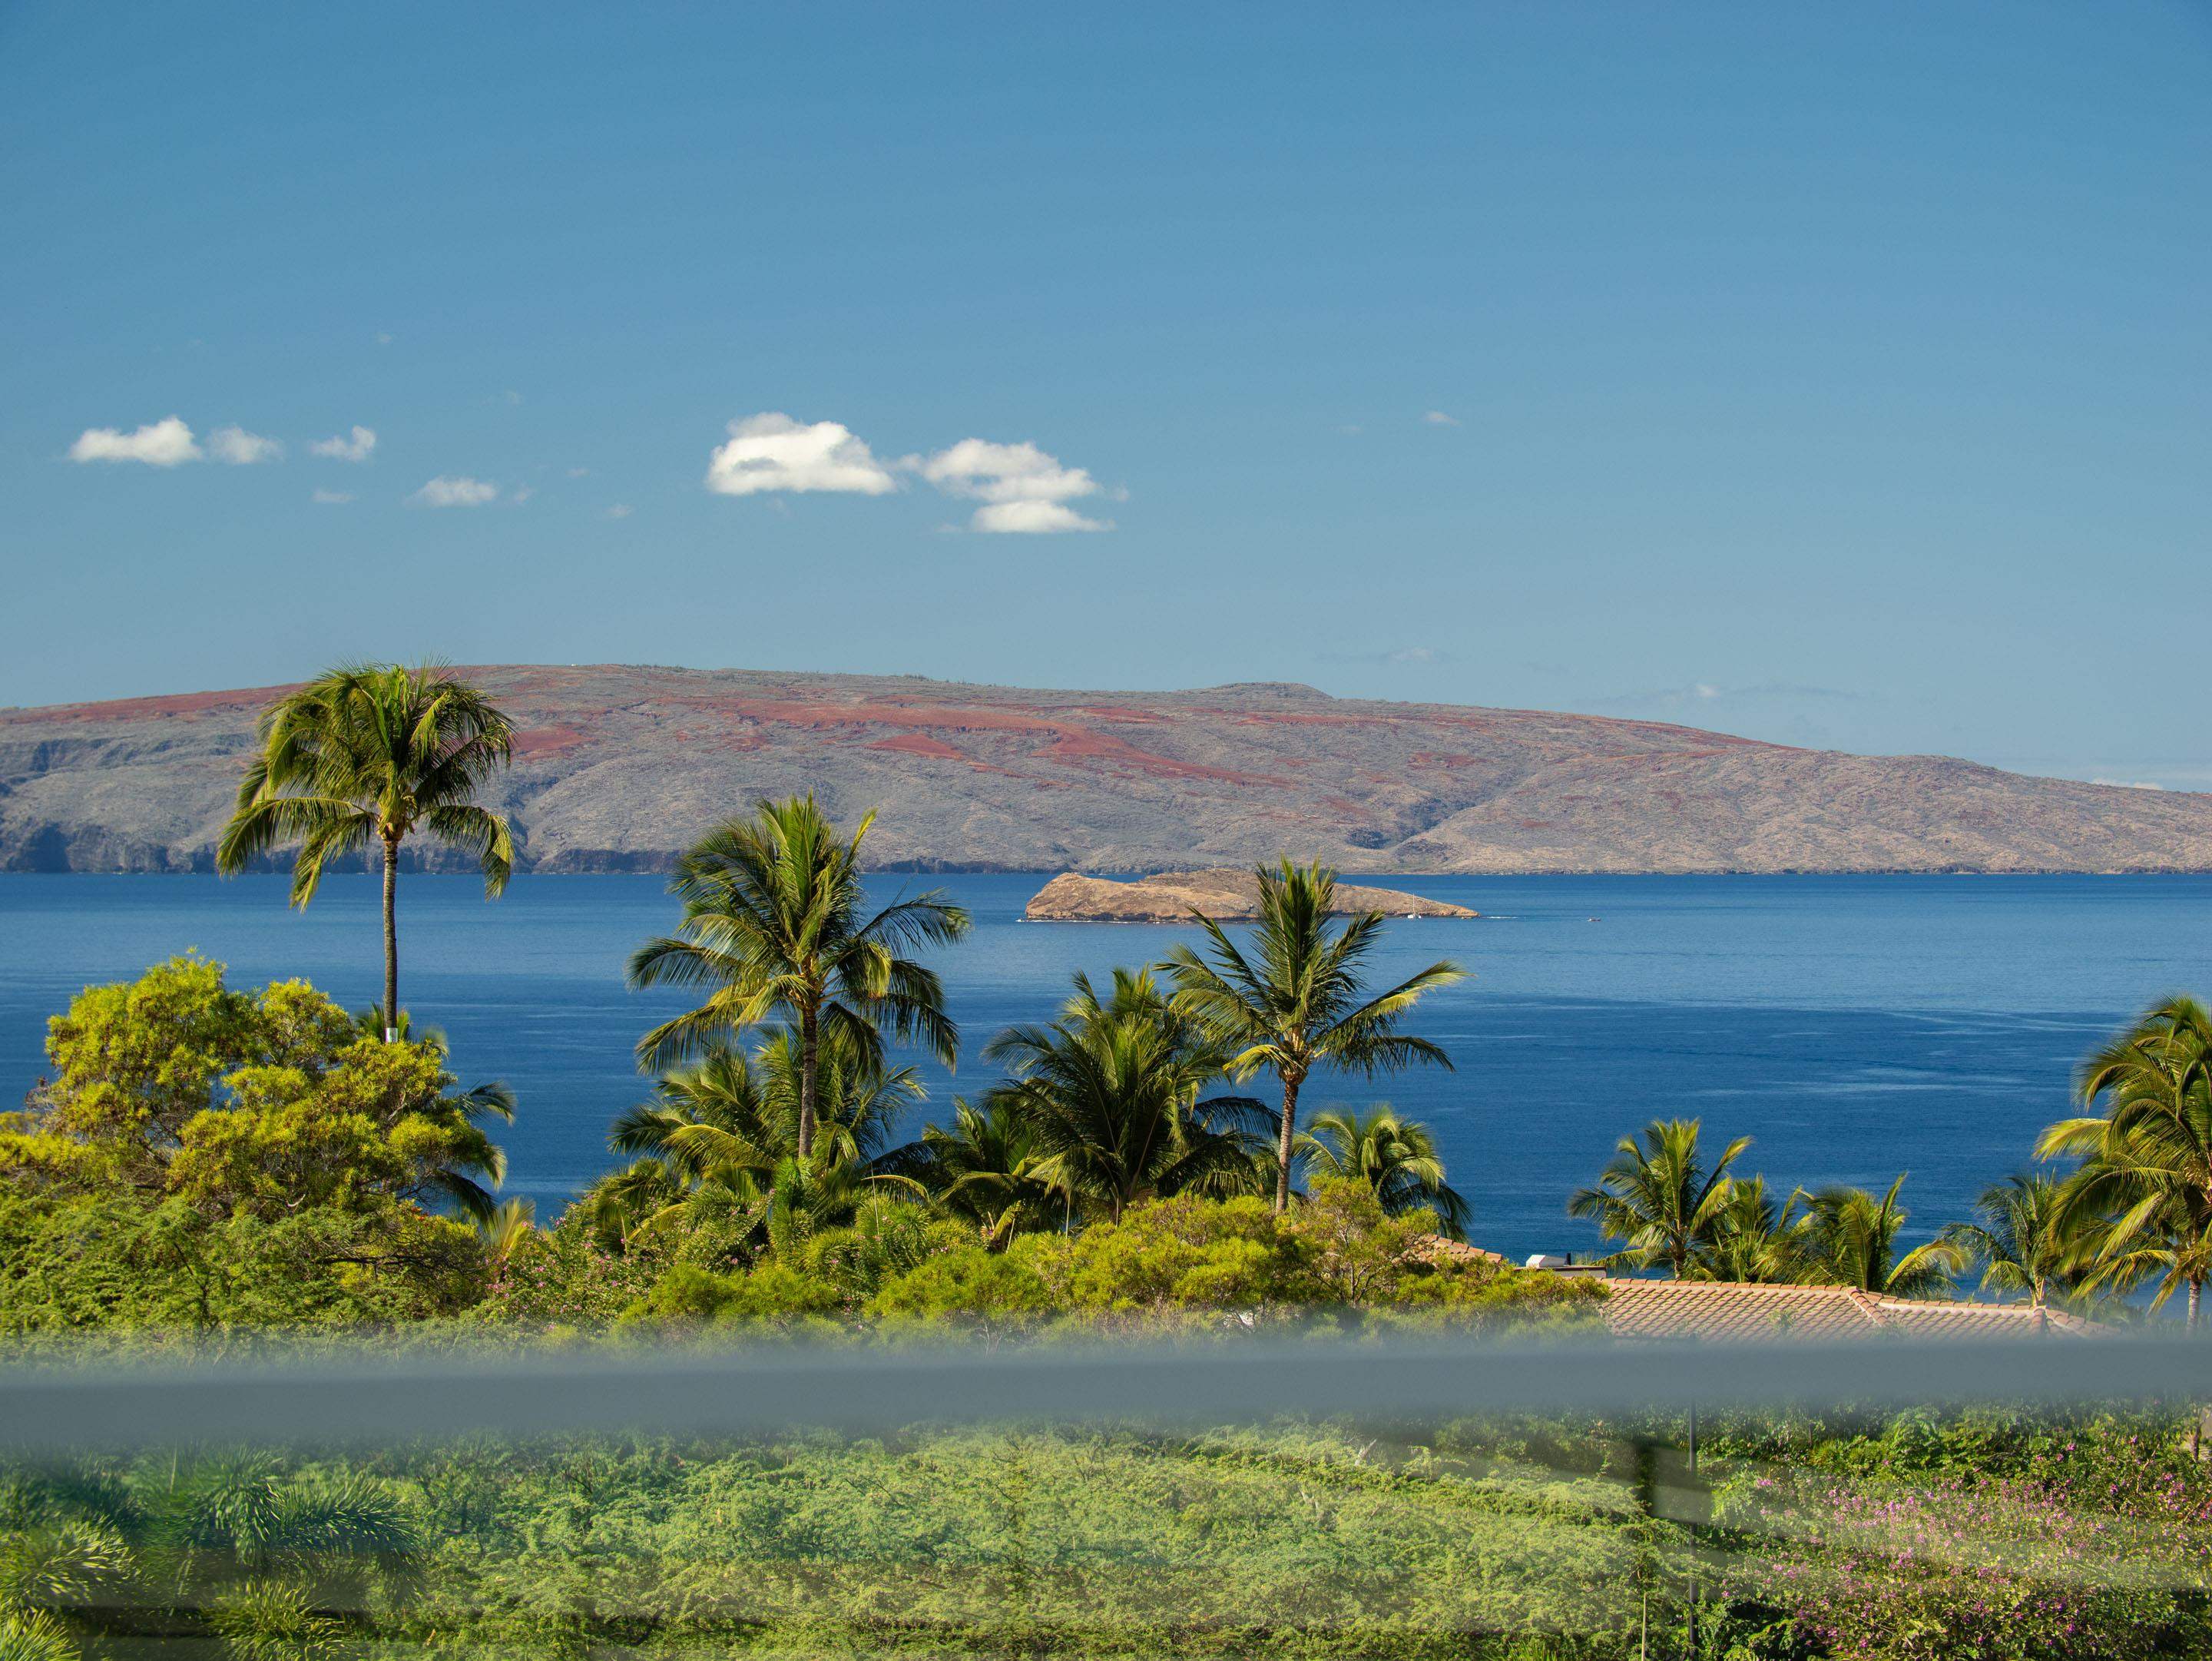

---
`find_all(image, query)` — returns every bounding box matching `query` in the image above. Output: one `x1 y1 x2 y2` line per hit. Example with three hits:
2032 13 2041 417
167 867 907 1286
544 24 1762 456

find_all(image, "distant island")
7 663 2212 874
1024 870 1480 923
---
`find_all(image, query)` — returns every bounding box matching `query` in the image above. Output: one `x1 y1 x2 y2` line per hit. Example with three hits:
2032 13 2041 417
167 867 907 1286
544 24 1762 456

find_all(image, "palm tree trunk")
796 1007 819 1162
1274 1077 1302 1213
2191 1277 2203 1334
382 834 401 1040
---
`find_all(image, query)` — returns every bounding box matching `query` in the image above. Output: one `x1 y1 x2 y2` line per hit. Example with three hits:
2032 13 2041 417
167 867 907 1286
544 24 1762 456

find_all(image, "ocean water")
4 872 2209 1260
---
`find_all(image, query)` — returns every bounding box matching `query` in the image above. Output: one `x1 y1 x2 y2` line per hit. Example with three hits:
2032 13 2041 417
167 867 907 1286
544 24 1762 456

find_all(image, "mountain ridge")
2 663 2206 876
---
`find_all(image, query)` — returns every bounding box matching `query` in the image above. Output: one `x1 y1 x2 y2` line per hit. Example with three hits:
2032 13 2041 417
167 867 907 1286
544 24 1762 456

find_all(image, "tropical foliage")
2041 995 2212 1326
1568 1116 1751 1276
216 662 515 1037
981 969 1270 1222
1297 1103 1471 1238
1166 860 1464 1210
627 795 968 1159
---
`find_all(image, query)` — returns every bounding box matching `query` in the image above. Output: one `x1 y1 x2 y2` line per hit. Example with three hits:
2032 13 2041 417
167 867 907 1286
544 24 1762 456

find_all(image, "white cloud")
311 489 355 505
565 466 590 479
606 503 633 519
2092 777 2166 791
409 475 500 507
208 425 283 465
375 332 394 346
68 416 201 466
310 425 376 462
1422 409 1460 426
971 500 1107 534
509 484 535 505
914 436 1111 533
705 413 898 498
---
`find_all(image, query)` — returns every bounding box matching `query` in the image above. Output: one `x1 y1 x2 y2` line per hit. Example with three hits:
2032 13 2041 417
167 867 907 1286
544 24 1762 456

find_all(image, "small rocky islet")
1022 869 1479 923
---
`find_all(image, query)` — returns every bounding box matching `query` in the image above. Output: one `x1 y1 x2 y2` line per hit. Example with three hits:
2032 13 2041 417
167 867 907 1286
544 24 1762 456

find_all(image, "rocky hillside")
2 664 2207 874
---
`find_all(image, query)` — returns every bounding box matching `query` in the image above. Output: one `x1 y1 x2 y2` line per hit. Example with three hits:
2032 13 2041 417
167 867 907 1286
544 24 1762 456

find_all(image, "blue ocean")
4 873 2207 1260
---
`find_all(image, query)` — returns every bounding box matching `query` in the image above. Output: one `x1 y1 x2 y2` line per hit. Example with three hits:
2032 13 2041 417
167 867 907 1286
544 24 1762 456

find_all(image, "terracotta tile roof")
1598 1278 2111 1343
1416 1237 1511 1269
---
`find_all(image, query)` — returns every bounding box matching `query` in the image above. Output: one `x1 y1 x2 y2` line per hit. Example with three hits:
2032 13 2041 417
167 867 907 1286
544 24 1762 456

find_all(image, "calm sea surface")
4 873 2208 1259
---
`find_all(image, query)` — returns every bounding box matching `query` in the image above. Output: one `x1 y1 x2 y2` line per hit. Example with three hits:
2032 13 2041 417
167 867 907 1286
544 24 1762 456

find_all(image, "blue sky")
5 2 2207 785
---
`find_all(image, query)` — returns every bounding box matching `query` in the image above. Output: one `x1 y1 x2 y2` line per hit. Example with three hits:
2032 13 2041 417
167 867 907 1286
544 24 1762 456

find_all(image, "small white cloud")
1338 423 1363 435
705 413 899 498
509 484 535 505
310 425 376 462
606 503 633 519
1422 409 1460 426
69 416 201 466
409 475 500 508
501 390 523 406
1693 682 1720 700
208 425 283 465
375 332 394 346
565 466 590 479
2092 777 2166 791
311 489 355 505
915 436 1112 533
972 500 1108 534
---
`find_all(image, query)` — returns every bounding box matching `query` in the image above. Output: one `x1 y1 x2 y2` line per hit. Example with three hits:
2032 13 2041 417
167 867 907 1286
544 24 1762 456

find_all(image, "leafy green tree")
217 663 515 1040
1940 1172 2087 1309
985 970 1270 1222
1165 861 1465 1212
0 960 507 1328
1296 1105 1470 1240
2040 995 2212 1327
628 796 968 1159
1568 1118 1750 1277
1796 1176 1962 1298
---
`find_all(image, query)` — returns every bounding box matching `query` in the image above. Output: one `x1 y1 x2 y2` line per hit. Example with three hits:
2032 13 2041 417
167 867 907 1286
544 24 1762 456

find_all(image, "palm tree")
217 663 515 1039
475 1197 537 1269
986 969 1270 1222
880 1096 1065 1245
627 797 969 1159
1797 1177 1962 1298
1694 1173 1806 1284
1940 1172 2086 1309
1296 1105 1470 1239
1568 1118 1750 1277
1165 861 1465 1212
611 1027 922 1187
2040 995 2212 1328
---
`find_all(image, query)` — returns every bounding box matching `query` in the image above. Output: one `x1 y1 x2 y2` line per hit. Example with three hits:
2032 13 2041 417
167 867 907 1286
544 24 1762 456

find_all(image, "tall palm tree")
627 797 969 1159
2040 995 2212 1328
986 969 1270 1222
1940 1172 2086 1309
1296 1105 1471 1239
217 663 515 1039
1165 861 1465 1212
1796 1176 1962 1298
1568 1118 1750 1277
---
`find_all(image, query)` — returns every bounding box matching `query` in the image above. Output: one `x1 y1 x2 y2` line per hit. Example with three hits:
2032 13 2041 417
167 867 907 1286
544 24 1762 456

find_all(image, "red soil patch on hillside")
512 725 590 757
868 734 967 761
1034 728 1282 787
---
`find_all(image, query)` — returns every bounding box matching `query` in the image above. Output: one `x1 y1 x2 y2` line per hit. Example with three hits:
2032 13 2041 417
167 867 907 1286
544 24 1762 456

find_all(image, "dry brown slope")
2 663 2207 874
